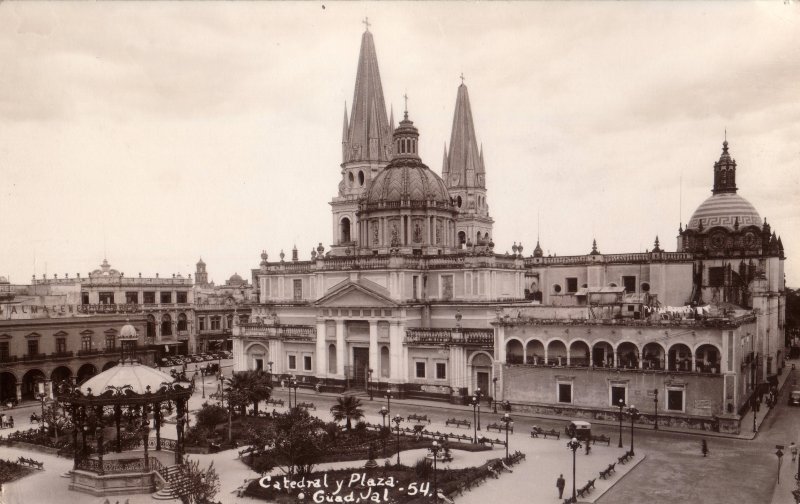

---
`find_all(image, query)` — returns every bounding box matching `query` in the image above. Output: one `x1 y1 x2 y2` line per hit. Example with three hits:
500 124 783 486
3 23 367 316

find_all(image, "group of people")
0 414 14 429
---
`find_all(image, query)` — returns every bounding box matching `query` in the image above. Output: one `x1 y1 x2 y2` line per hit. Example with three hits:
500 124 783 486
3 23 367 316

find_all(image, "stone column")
316 320 327 378
336 320 346 377
15 382 22 402
389 321 403 382
369 320 379 375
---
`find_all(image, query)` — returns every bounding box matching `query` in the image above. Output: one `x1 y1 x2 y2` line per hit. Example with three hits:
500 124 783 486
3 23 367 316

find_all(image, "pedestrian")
791 442 798 462
585 441 591 455
8 416 13 428
556 474 566 499
701 439 709 457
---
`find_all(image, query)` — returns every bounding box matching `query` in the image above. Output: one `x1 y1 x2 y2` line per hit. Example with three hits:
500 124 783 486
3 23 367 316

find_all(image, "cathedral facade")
232 27 785 434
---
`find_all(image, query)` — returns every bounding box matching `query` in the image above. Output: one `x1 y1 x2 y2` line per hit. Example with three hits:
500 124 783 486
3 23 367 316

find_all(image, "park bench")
266 398 284 407
486 422 512 434
407 413 430 424
445 418 471 429
618 452 632 464
29 414 40 424
297 401 316 410
238 446 257 458
478 436 507 448
16 457 44 470
577 479 596 498
599 462 616 479
530 427 560 439
591 434 611 446
563 497 576 504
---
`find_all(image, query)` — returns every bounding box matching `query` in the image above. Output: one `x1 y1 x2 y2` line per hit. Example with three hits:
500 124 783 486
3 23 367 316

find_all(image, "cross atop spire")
403 92 409 119
460 73 465 85
362 17 370 32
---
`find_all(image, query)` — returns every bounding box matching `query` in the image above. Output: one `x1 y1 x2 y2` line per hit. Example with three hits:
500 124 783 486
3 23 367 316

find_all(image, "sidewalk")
274 360 799 442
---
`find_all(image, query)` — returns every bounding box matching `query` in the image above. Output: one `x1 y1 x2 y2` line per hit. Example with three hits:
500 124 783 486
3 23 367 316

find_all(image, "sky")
0 2 798 286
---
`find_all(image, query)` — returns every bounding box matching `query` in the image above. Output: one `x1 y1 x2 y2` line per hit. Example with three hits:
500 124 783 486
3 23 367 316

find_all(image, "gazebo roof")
80 361 176 396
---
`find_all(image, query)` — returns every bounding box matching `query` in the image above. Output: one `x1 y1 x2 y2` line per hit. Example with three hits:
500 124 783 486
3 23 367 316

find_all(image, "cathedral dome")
364 112 452 207
687 192 762 231
365 162 452 206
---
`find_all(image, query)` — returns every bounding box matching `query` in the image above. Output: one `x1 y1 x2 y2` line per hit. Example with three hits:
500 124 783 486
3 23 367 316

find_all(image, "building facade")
230 27 785 433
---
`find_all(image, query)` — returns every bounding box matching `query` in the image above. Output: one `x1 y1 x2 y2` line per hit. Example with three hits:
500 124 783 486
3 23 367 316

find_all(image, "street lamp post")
501 413 512 460
201 369 206 399
368 369 373 401
567 437 582 502
653 389 658 430
475 388 482 431
267 361 274 386
492 377 498 414
430 440 441 503
385 392 392 418
617 398 625 448
380 406 389 457
290 377 298 409
393 414 404 466
626 405 640 456
752 393 760 433
471 395 479 444
37 392 47 430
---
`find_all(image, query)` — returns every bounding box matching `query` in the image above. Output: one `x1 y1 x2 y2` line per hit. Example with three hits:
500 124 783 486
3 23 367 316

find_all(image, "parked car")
565 420 592 441
788 390 800 407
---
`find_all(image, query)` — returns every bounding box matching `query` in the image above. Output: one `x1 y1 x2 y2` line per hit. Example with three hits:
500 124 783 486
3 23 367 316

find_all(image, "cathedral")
232 27 785 434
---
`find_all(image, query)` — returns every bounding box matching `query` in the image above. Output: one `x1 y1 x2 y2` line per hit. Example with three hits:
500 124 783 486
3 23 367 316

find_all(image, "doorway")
352 347 369 387
477 371 490 395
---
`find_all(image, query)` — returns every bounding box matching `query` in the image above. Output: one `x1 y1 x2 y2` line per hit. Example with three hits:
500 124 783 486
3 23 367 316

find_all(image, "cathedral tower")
443 81 494 247
330 25 393 255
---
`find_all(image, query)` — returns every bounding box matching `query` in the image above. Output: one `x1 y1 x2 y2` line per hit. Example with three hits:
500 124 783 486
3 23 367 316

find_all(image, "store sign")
0 303 142 320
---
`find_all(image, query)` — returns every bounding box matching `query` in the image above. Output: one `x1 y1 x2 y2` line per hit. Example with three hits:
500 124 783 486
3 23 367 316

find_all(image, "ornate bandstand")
56 323 193 497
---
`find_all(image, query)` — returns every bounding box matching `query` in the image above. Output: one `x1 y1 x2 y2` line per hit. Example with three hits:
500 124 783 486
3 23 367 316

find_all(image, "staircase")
152 464 189 500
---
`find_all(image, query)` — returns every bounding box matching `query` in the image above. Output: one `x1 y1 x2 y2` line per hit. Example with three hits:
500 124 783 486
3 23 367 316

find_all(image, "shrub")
196 403 228 430
414 457 432 479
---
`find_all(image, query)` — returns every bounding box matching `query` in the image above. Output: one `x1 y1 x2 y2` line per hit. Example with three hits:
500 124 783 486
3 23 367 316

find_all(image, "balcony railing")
236 323 316 341
405 328 494 347
257 252 523 276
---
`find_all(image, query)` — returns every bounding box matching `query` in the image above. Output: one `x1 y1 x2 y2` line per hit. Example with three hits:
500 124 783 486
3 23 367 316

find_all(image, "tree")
329 395 364 432
227 371 272 415
246 408 327 476
195 403 228 431
175 458 220 504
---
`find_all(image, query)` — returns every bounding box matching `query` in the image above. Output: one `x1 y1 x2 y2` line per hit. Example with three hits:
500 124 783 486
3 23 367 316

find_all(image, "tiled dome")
687 192 762 231
365 162 451 205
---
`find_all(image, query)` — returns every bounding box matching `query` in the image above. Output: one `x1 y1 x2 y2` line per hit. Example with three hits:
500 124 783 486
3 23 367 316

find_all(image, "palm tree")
329 395 364 432
228 371 272 415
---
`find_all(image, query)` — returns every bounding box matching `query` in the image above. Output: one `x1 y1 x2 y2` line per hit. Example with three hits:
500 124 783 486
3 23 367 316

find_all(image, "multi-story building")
0 278 151 403
232 26 783 433
194 258 254 353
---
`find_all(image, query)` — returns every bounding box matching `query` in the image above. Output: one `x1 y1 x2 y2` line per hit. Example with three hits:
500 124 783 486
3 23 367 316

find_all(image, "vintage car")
565 420 592 441
788 390 800 407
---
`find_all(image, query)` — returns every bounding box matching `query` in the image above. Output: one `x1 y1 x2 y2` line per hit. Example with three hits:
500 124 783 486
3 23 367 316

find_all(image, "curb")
583 453 647 504
272 388 758 442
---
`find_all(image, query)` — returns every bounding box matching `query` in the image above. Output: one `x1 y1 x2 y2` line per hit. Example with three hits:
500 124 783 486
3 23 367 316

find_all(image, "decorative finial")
362 17 370 32
460 73 465 85
403 92 409 119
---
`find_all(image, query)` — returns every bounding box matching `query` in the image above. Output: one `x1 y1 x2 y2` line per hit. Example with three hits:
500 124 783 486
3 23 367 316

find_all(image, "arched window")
341 217 351 243
458 231 466 245
358 170 365 186
161 314 172 336
177 313 188 331
348 172 354 185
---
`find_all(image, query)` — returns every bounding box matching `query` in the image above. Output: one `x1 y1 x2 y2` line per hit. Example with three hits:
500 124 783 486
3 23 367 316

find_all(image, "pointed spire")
345 28 392 164
533 240 543 258
653 236 662 253
446 81 484 189
389 105 395 133
590 239 600 255
441 142 450 182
